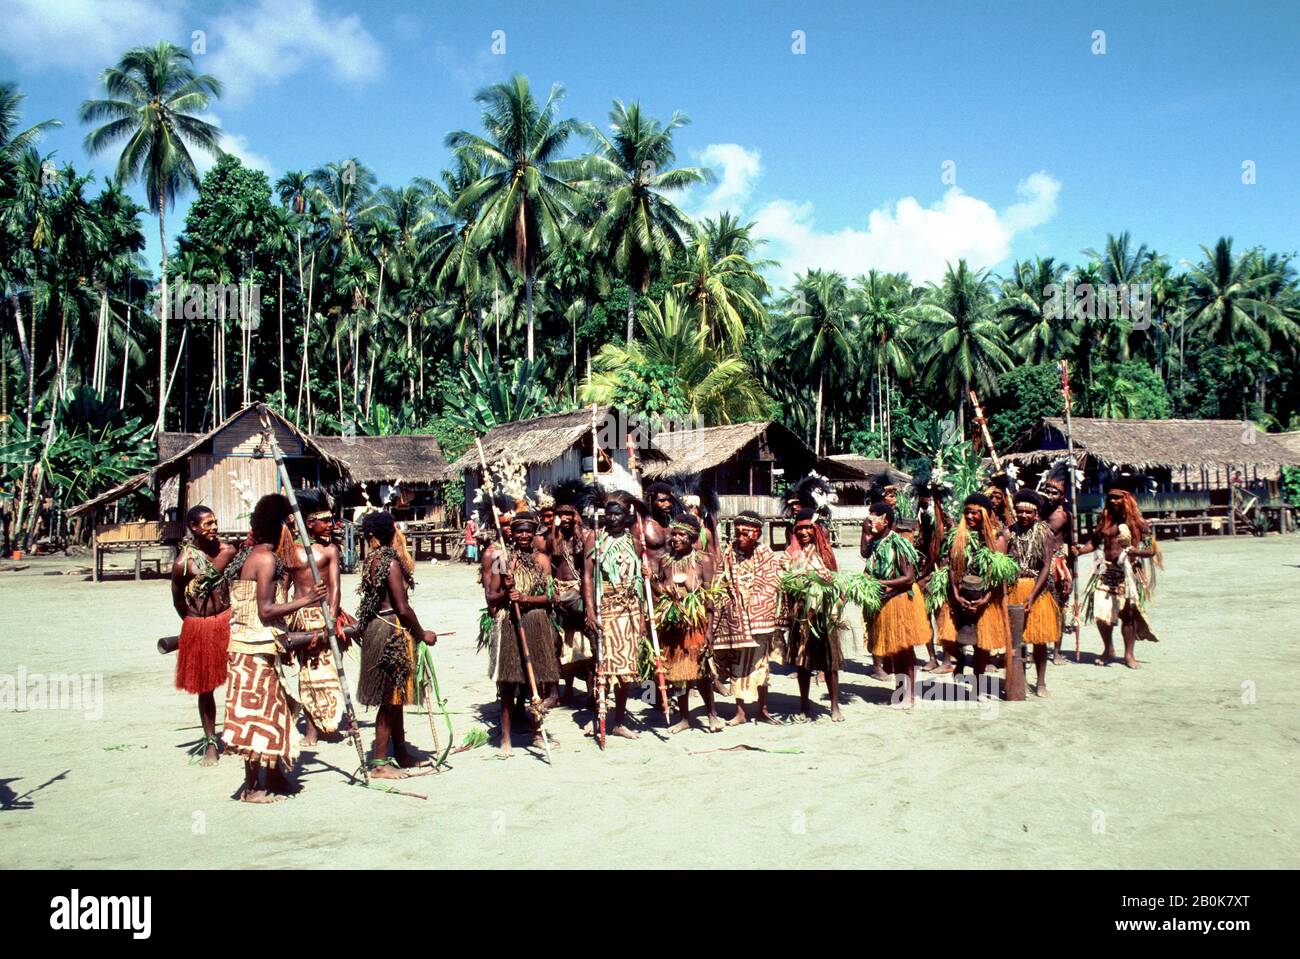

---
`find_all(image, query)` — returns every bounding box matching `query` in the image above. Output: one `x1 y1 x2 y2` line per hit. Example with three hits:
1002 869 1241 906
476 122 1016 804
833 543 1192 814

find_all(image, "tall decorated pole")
624 431 671 725
1059 360 1083 660
589 404 608 749
968 388 1002 470
256 406 368 785
475 438 553 764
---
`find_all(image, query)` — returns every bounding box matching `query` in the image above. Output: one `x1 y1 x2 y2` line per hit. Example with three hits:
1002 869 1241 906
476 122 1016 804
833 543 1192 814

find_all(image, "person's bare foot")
668 718 691 735
891 695 915 710
532 732 558 749
921 658 941 672
370 762 409 778
239 788 287 803
869 666 889 681
610 724 640 740
725 709 748 727
1123 655 1141 670
932 662 955 675
706 714 724 733
198 743 219 767
303 723 319 747
1052 648 1068 665
756 710 784 726
1035 683 1050 697
394 745 430 768
830 705 845 722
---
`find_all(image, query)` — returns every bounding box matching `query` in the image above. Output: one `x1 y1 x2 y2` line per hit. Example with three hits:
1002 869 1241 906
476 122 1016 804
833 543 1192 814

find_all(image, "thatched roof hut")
68 404 350 527
312 434 450 486
1006 417 1300 474
826 453 912 503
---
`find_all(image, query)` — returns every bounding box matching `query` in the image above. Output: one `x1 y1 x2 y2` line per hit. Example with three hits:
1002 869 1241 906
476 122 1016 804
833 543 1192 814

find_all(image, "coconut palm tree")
445 74 585 362
309 158 380 264
582 291 770 425
852 270 916 460
80 41 223 432
672 214 770 350
911 260 1012 431
778 269 856 454
997 256 1076 364
583 99 708 345
1184 238 1298 351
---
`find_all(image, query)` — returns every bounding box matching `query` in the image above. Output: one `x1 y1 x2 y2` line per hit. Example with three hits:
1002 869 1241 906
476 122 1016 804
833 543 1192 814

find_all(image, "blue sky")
3 0 1297 285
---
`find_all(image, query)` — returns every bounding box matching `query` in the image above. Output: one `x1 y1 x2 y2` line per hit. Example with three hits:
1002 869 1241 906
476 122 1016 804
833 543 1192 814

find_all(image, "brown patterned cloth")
291 605 344 733
713 542 784 649
221 651 298 767
596 585 643 682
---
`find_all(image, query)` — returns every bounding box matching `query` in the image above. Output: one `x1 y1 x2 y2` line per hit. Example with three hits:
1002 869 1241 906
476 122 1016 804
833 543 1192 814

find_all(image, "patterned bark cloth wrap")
291 605 344 733
597 585 643 682
221 651 298 767
716 630 781 703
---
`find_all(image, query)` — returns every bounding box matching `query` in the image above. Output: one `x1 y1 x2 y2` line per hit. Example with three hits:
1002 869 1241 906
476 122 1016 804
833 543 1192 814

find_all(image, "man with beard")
582 491 647 743
547 483 595 705
714 511 785 725
171 506 237 767
1074 483 1160 668
642 481 681 562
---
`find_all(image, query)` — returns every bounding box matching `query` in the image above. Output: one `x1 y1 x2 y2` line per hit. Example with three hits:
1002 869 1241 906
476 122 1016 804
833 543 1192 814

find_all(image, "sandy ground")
1 535 1297 869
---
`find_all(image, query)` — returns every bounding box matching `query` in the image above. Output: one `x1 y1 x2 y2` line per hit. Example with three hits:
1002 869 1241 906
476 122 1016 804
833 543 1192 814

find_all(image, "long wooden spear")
968 388 1002 470
624 433 671 724
590 403 607 748
1059 361 1083 661
475 438 553 764
256 406 368 785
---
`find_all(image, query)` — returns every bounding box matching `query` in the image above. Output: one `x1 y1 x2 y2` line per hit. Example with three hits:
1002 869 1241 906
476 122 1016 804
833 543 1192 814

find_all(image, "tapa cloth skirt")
596 587 643 682
868 585 930 657
175 607 231 694
1008 577 1062 646
716 630 781 702
291 605 344 733
358 615 416 707
937 589 1012 653
221 651 298 767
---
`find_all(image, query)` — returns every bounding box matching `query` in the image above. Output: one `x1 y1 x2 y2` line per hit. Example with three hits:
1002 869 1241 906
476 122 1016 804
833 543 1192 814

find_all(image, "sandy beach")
2 535 1296 869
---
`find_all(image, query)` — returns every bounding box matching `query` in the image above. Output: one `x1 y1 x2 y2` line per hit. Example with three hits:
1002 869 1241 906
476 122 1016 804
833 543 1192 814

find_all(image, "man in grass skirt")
714 510 785 726
651 513 722 734
170 505 237 766
1007 490 1062 696
481 510 562 756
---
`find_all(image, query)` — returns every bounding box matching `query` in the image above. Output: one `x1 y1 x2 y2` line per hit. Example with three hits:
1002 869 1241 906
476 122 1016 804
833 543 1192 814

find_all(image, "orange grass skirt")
174 607 231 694
1008 577 1061 645
936 589 1012 652
868 585 930 657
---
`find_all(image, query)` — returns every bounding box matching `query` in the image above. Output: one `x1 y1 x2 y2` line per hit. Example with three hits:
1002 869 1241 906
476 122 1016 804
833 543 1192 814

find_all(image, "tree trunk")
958 379 968 436
626 285 635 345
406 314 414 404
476 298 484 363
526 272 535 362
814 368 825 456
119 290 131 410
157 201 168 432
278 272 285 406
335 329 344 422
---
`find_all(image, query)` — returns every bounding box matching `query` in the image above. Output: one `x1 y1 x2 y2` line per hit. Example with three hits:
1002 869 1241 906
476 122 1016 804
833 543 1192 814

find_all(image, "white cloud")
690 143 762 217
207 0 384 103
753 172 1061 287
192 114 273 176
0 0 184 70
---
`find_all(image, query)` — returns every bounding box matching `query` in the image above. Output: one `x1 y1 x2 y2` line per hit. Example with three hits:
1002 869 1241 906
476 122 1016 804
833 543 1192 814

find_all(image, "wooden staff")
1059 360 1083 661
158 623 360 655
475 438 553 764
591 507 607 749
968 388 1002 470
625 434 671 724
256 406 368 785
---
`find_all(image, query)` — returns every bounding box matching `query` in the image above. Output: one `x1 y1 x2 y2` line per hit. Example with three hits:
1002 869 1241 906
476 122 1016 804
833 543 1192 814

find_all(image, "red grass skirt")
174 608 231 694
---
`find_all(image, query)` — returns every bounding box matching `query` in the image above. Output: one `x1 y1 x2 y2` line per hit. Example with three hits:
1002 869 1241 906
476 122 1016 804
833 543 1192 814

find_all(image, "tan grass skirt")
1008 577 1061 645
868 585 930 657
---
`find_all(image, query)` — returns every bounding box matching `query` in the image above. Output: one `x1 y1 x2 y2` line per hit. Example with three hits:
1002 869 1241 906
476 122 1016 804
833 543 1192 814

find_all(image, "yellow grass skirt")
937 589 1012 652
1008 577 1061 646
869 585 930 657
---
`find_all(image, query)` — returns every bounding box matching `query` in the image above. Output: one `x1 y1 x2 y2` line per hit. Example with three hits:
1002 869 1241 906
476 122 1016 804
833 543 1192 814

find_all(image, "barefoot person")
934 494 1015 696
285 489 347 745
481 511 563 756
1075 483 1161 668
1007 490 1062 696
355 512 438 777
651 513 721 734
221 495 325 803
547 482 595 705
582 491 647 743
863 503 928 709
783 508 849 722
171 505 237 766
1040 464 1075 664
714 511 785 726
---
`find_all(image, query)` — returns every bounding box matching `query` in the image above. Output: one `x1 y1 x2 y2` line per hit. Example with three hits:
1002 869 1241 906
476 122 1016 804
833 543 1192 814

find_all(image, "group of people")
171 492 438 802
167 463 1163 799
